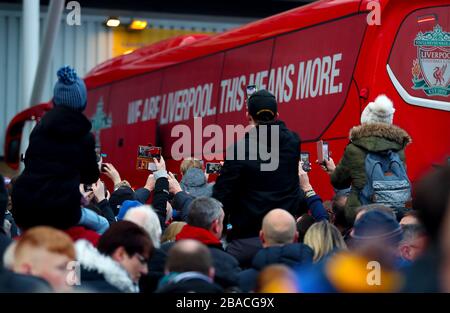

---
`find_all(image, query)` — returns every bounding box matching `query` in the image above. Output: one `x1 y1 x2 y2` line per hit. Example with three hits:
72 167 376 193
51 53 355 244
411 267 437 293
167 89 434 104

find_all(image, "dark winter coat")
139 248 167 293
331 123 411 223
75 240 138 292
238 243 313 292
161 224 241 289
0 267 53 293
213 120 302 240
156 272 224 293
12 106 99 230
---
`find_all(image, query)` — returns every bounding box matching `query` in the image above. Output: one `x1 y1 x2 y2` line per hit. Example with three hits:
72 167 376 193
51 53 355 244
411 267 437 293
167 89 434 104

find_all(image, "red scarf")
65 226 100 246
175 224 221 246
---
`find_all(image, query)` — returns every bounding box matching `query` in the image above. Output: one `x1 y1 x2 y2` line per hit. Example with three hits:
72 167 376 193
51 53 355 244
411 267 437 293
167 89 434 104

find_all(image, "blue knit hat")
116 200 143 221
351 210 403 245
53 66 87 112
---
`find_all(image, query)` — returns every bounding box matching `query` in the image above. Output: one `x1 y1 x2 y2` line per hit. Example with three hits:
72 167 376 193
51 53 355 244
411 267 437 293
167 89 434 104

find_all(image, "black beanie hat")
109 186 137 216
247 89 277 122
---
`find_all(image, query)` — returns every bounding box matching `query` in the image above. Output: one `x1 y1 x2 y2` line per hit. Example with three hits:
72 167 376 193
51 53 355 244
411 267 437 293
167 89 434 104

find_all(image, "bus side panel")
355 3 450 182
271 14 367 142
158 53 225 160
100 120 157 190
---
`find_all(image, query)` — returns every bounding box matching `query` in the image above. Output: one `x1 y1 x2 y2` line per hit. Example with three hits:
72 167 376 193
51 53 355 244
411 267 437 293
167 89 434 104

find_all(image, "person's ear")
259 230 265 245
111 246 126 262
17 262 33 275
400 245 410 260
210 219 220 237
293 231 299 243
208 267 215 280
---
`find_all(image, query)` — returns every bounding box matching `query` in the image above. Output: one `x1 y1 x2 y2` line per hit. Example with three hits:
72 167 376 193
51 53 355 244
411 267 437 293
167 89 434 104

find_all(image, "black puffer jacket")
213 120 302 240
238 243 313 292
12 106 99 230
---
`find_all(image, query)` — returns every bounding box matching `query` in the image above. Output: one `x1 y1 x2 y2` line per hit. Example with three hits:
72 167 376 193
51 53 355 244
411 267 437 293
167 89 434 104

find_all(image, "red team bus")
4 0 450 199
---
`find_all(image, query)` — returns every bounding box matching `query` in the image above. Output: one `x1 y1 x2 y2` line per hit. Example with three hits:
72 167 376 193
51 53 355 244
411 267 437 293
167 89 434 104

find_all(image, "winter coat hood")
180 168 212 198
75 240 138 293
251 243 313 270
350 123 411 153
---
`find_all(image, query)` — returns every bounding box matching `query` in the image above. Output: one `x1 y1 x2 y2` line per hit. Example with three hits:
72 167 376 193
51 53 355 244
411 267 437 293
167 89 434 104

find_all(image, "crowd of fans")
0 66 449 293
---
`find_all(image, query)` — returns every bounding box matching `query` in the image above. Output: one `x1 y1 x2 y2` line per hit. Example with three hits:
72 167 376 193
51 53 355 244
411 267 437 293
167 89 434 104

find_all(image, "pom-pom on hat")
53 66 87 112
360 94 395 125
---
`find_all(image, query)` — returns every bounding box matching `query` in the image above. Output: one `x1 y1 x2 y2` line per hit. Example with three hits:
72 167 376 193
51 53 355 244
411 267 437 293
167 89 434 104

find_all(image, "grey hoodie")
180 168 213 198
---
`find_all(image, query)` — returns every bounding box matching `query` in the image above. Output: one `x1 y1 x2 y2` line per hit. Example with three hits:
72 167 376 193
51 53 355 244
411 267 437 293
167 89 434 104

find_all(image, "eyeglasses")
134 253 148 265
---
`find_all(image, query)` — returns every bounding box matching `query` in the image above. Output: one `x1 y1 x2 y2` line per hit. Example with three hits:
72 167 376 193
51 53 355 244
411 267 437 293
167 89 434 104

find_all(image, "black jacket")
238 243 313 292
0 268 53 292
139 248 167 293
12 106 99 230
153 176 170 230
213 120 302 240
156 272 224 293
172 190 195 221
160 240 241 289
75 240 138 292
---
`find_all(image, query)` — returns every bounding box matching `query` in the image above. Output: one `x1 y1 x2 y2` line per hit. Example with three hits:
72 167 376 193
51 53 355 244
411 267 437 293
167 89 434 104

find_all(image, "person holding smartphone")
321 95 412 224
212 89 303 267
11 66 100 232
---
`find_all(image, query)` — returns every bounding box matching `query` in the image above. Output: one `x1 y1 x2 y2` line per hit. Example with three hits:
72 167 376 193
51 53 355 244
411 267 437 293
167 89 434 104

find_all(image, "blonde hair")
161 222 187 243
180 158 203 176
304 221 347 262
15 226 75 261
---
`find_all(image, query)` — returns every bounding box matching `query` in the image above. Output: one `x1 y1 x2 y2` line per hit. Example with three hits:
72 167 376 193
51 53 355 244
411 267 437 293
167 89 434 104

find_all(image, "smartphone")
323 142 329 162
300 152 311 172
246 85 258 99
136 145 162 171
317 140 330 164
206 162 222 174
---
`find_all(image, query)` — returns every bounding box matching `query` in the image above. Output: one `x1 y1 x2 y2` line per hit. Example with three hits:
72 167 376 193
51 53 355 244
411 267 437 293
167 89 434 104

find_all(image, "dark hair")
0 174 7 227
400 224 426 244
296 214 315 243
332 195 353 232
97 221 153 258
187 197 223 230
166 240 212 275
413 166 450 242
402 210 419 220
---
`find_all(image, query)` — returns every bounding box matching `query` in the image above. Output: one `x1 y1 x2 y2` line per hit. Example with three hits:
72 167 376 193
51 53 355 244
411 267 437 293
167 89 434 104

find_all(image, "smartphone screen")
206 162 222 174
300 152 311 172
322 142 329 161
137 145 162 171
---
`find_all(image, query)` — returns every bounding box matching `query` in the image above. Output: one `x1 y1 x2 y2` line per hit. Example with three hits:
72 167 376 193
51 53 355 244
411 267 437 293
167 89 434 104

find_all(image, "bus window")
387 5 450 111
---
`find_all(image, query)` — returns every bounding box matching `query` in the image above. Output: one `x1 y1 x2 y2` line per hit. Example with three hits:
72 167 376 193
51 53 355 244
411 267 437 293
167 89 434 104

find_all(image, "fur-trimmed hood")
350 123 411 152
75 240 138 293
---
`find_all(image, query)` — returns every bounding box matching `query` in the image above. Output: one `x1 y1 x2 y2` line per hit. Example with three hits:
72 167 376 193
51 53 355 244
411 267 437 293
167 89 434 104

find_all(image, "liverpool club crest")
90 97 112 145
412 25 450 97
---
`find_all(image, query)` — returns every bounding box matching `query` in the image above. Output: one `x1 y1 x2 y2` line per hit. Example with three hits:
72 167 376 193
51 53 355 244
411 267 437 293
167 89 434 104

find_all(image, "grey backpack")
359 150 411 208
